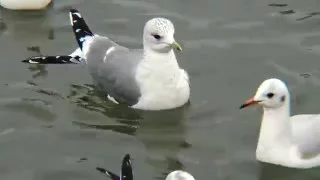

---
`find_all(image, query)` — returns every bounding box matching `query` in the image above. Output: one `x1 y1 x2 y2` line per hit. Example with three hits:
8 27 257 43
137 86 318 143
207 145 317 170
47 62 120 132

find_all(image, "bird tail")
21 55 81 64
21 9 93 65
121 154 133 180
69 9 94 51
95 154 133 180
96 167 120 180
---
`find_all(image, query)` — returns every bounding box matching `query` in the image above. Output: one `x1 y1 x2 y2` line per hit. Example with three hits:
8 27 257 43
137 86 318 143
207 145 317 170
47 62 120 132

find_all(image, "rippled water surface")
1 0 320 179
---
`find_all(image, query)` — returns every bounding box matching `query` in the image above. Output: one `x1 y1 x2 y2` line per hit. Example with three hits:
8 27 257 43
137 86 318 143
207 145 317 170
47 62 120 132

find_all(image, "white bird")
0 0 51 10
240 78 320 169
96 154 195 180
22 9 190 111
165 170 195 180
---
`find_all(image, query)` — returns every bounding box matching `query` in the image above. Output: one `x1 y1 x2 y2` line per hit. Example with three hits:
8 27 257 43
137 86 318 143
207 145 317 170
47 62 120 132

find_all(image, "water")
1 0 320 179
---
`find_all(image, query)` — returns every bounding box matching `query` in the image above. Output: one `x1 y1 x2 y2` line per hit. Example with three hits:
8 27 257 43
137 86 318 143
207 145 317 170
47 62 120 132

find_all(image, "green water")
0 0 320 179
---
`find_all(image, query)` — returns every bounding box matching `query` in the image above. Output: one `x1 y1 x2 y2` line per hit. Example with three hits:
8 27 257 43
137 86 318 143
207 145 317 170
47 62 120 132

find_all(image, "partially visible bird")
240 78 320 168
96 154 195 180
0 0 52 10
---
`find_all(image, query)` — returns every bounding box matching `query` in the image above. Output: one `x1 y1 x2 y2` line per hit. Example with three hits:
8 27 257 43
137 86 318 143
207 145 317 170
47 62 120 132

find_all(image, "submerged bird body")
96 154 195 180
0 0 51 10
240 78 320 168
23 9 190 111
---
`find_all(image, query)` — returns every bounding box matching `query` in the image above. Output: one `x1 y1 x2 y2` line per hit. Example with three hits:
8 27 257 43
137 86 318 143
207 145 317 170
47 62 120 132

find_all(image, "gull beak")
239 97 260 109
171 41 183 52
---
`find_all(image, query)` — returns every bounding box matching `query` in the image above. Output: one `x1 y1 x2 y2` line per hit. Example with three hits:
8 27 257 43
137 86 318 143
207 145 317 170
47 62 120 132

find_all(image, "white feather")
165 171 195 180
132 50 190 110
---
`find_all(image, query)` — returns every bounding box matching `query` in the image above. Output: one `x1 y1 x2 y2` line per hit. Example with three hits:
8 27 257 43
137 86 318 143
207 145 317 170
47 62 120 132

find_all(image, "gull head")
240 78 290 109
165 170 195 180
143 17 182 53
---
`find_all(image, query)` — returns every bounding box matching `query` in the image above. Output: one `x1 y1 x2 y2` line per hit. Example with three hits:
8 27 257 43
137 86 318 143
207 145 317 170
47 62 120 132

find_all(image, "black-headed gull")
240 78 320 168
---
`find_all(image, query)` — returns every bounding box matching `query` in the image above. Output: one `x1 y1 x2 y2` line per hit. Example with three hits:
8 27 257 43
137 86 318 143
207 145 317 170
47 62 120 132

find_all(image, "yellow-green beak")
171 41 183 52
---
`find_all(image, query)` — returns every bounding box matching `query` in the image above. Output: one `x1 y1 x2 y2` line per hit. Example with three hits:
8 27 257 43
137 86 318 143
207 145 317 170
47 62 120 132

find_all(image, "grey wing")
85 36 142 106
291 114 320 158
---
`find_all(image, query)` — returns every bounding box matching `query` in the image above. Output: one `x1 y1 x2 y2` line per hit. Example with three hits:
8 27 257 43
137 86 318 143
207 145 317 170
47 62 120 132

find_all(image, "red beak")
240 98 259 109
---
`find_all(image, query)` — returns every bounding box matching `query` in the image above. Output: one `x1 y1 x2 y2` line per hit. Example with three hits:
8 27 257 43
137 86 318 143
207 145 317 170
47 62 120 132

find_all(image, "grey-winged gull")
240 78 320 168
96 154 195 180
22 9 190 111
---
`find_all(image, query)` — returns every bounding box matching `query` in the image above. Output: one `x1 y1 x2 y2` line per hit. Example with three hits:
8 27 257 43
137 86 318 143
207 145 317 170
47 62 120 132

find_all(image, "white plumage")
241 78 320 168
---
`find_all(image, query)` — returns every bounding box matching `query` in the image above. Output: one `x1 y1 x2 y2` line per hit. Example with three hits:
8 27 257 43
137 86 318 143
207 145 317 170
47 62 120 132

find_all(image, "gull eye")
152 34 162 40
266 92 275 99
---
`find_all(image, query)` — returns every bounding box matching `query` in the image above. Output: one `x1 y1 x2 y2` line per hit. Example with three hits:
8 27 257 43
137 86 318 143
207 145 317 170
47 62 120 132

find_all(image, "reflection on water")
25 45 48 79
33 170 92 180
4 0 320 179
64 81 190 178
259 163 320 180
19 72 191 178
28 64 48 79
67 83 142 121
0 19 6 36
0 7 53 40
9 79 64 100
0 97 55 122
137 108 190 179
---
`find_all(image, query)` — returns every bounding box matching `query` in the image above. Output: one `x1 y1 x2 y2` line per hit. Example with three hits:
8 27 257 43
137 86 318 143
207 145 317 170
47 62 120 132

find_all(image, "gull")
96 154 195 180
22 9 190 111
240 78 320 168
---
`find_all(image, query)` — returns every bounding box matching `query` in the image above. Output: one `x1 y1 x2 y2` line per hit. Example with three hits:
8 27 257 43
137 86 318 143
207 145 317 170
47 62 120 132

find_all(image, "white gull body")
0 0 51 10
240 78 320 168
166 170 195 180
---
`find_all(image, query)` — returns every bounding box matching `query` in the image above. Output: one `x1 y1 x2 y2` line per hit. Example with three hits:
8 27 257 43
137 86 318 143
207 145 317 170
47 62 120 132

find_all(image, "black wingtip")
96 166 120 180
122 154 132 168
121 154 133 180
96 167 107 174
69 8 94 51
21 56 81 64
123 154 131 161
95 154 132 180
21 59 31 63
70 8 78 14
